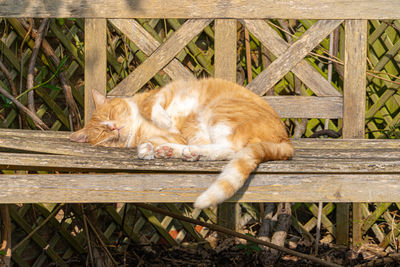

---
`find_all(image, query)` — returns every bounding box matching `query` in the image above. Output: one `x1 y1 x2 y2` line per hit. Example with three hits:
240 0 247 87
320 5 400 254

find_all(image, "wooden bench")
1 0 400 245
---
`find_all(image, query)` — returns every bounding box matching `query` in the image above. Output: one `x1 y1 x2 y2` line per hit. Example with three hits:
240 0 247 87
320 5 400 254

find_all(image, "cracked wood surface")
1 129 400 173
0 173 398 203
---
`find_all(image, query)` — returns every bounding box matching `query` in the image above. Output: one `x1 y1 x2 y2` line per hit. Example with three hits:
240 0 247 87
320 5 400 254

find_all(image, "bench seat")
1 129 399 203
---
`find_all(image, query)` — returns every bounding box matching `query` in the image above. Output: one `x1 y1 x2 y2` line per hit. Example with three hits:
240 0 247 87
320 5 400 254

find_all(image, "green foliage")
236 234 262 255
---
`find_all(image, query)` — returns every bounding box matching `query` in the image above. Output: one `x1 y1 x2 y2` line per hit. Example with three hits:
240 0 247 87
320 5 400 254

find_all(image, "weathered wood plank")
215 18 240 231
215 19 237 82
1 152 400 173
109 19 194 81
0 173 399 203
84 19 107 124
264 96 342 118
0 1 399 19
247 20 342 95
343 20 367 139
2 129 400 151
241 19 340 97
342 19 368 246
0 135 139 157
0 129 70 138
106 95 343 118
108 19 212 96
291 139 400 150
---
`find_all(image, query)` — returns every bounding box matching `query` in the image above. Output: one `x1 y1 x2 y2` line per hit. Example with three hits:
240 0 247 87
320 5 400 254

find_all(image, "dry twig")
0 60 17 97
134 203 342 267
85 212 119 267
0 76 49 130
80 204 95 267
27 18 49 113
19 19 82 130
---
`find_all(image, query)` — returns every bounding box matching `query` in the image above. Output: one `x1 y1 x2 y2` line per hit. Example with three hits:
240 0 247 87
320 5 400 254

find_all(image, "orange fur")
70 78 294 208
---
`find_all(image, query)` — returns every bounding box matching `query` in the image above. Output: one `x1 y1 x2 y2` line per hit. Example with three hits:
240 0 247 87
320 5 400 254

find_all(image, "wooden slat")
343 19 368 247
214 19 237 81
0 173 399 203
84 19 107 124
343 20 368 139
241 19 340 97
1 152 400 173
264 96 342 118
214 19 240 231
108 19 212 96
109 19 194 81
340 20 368 246
0 129 70 138
247 20 342 95
106 95 342 118
1 1 399 19
2 130 400 151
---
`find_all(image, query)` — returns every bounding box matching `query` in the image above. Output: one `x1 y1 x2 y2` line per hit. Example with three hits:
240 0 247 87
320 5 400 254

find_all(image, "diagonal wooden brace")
108 19 212 96
109 19 194 82
244 20 342 96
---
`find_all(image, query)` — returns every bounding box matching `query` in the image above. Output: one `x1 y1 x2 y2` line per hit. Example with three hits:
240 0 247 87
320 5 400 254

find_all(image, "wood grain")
0 1 399 19
106 95 342 118
1 131 400 174
343 20 368 139
215 19 237 82
241 19 340 96
109 19 194 81
0 173 398 203
247 20 342 95
108 19 212 96
214 19 239 231
264 96 342 118
84 19 107 124
1 129 400 204
342 19 368 246
1 151 400 173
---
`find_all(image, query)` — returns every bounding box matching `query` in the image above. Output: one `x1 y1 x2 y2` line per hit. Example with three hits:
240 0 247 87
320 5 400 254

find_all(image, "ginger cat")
70 78 294 209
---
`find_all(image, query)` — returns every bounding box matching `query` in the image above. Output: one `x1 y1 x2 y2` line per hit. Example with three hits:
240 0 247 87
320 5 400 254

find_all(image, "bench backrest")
84 17 364 139
3 0 400 139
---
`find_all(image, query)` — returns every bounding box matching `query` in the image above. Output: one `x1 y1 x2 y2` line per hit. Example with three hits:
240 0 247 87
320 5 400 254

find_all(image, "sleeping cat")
70 78 294 209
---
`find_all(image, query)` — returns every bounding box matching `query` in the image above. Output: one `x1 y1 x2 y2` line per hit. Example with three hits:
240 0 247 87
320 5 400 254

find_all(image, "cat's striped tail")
193 141 294 209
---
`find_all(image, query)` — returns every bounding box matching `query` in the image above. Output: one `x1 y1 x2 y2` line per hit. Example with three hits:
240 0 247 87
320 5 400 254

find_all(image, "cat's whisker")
93 136 113 146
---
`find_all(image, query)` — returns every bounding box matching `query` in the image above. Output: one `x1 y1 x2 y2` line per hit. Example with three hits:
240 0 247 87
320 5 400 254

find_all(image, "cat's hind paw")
182 147 201 161
138 142 155 160
155 144 174 159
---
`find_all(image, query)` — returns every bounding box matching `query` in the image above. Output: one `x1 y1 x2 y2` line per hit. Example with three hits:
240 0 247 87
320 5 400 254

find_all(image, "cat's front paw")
182 147 201 161
155 144 174 159
138 142 155 160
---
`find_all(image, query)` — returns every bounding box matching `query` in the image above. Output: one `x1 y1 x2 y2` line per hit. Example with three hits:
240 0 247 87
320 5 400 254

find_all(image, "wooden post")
214 19 239 231
338 19 367 246
84 19 107 125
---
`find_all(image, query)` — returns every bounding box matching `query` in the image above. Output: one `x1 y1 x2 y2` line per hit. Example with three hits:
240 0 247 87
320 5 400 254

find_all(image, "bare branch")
20 19 82 130
26 18 49 112
135 203 341 267
0 83 49 130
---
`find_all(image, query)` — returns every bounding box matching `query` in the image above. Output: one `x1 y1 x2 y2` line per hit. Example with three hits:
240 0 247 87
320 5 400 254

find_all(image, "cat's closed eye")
100 121 118 131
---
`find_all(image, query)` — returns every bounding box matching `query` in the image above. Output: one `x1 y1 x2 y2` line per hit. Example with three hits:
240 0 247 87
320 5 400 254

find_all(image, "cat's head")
69 90 134 147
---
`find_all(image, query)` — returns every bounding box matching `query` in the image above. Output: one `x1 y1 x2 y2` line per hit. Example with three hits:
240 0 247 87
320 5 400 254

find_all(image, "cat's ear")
92 89 107 108
69 128 88 143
